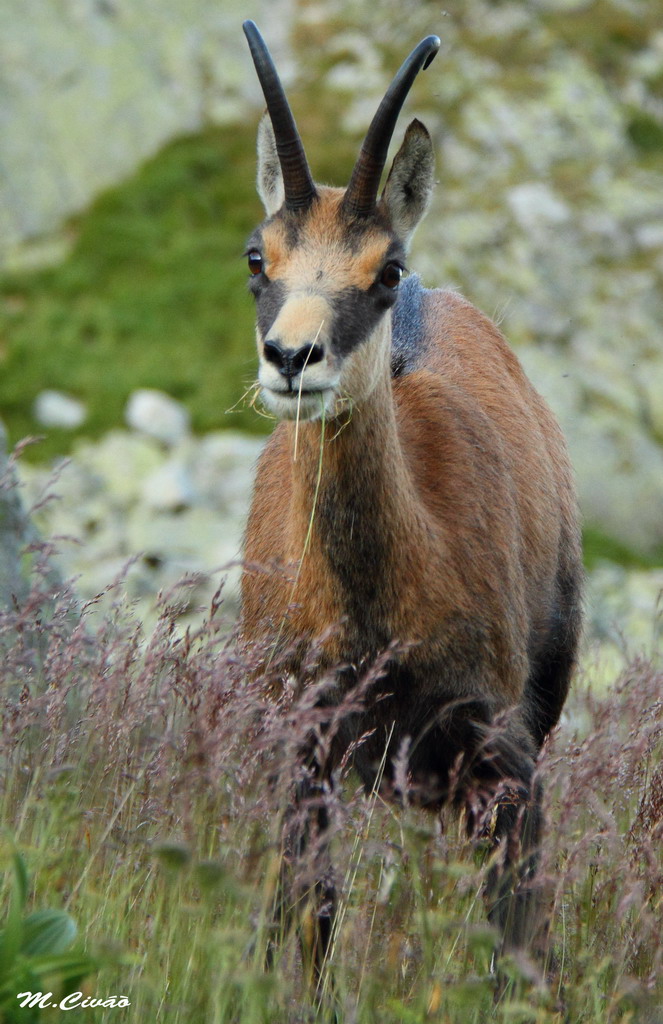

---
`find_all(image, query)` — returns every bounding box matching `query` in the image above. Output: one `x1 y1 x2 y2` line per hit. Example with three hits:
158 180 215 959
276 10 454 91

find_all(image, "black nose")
263 339 325 379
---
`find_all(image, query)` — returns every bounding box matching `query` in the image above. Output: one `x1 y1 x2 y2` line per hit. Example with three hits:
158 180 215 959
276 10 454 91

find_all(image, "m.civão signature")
17 991 130 1010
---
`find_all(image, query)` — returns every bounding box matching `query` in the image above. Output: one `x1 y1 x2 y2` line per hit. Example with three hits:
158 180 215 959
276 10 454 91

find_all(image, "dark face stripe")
330 284 399 358
251 278 398 354
251 278 287 339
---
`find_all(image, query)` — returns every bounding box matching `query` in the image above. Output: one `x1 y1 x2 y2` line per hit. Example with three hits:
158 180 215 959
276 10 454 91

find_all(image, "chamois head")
243 22 439 421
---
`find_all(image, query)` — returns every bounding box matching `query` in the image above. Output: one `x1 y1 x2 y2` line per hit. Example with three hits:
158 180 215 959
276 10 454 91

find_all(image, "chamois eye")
380 262 403 289
247 250 264 276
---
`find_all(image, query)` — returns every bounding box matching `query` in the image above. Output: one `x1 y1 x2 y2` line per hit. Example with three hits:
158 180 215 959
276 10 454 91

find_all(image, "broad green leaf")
21 910 77 957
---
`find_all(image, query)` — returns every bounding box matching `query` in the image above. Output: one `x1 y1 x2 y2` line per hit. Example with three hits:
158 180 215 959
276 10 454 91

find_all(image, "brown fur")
243 285 580 710
240 97 582 982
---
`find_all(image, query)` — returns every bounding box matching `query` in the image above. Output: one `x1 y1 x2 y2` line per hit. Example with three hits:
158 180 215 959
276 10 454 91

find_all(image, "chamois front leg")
458 712 546 954
416 700 547 953
468 769 544 954
270 750 336 997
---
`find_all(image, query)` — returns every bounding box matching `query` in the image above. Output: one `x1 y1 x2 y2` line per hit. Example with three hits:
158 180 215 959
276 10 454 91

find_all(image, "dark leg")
411 701 547 951
469 773 545 952
524 562 583 749
269 757 336 998
458 713 546 952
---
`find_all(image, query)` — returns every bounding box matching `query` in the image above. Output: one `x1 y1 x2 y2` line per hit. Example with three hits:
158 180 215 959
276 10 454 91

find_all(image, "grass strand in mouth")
267 395 326 666
225 379 272 419
294 319 325 464
297 394 326 570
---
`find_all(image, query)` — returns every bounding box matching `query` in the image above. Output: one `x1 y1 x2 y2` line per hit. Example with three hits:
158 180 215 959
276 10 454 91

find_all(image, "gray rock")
33 390 87 430
520 344 663 557
191 431 263 513
507 182 571 230
125 390 190 446
0 420 61 611
586 564 663 681
141 459 197 512
0 0 293 269
17 426 257 629
75 429 164 502
569 410 663 555
0 422 31 607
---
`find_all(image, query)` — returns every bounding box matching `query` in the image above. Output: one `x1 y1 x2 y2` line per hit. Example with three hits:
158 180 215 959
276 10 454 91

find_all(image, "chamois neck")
285 364 426 655
289 357 406 512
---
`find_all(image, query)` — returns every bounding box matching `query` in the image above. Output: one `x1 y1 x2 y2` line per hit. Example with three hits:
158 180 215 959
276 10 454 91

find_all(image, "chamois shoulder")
390 273 427 378
393 282 537 397
391 278 524 383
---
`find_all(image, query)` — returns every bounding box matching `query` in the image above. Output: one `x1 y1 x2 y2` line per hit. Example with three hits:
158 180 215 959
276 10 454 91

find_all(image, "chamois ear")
256 113 285 215
380 119 435 248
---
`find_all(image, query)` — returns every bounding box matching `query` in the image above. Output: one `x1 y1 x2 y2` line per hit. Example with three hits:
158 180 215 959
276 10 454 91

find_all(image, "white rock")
125 389 190 446
636 358 663 439
586 565 663 664
142 460 197 512
634 221 663 250
192 431 263 509
507 182 571 230
325 60 383 95
568 410 663 555
33 390 87 429
1 0 282 268
75 430 164 505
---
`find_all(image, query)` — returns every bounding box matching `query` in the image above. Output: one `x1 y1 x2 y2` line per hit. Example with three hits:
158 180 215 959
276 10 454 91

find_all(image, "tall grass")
1 551 662 1022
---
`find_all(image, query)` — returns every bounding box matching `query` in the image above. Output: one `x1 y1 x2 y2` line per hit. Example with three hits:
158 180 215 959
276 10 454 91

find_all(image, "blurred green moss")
627 113 663 153
583 526 663 571
0 126 265 461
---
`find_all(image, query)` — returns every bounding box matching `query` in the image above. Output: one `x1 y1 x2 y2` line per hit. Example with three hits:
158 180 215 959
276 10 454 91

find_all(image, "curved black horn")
343 35 440 219
243 20 317 213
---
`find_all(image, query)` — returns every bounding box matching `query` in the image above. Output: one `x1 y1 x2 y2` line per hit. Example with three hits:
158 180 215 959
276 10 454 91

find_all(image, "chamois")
240 20 583 982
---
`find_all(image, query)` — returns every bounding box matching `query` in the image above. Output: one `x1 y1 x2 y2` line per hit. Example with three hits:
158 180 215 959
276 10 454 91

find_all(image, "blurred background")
1 0 662 673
